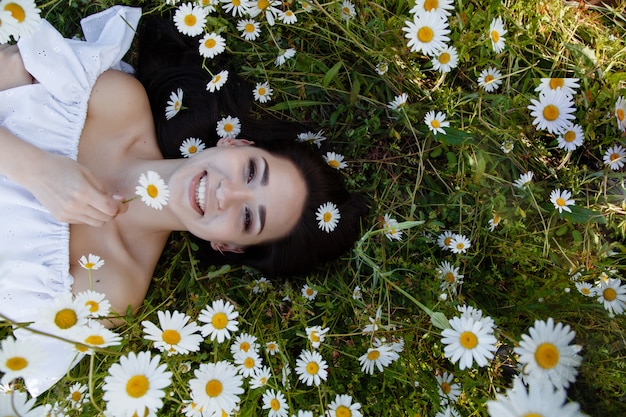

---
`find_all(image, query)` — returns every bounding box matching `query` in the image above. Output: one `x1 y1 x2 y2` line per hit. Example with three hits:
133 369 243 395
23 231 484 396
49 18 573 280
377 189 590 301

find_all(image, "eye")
247 159 256 184
243 206 252 232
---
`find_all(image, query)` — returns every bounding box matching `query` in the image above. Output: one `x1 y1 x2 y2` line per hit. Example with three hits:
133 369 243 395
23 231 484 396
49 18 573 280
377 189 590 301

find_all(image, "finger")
80 171 120 218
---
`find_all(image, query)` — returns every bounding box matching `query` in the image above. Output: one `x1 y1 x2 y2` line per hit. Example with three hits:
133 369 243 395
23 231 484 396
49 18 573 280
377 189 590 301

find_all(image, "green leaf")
561 206 606 224
268 100 330 111
322 61 343 88
439 128 473 145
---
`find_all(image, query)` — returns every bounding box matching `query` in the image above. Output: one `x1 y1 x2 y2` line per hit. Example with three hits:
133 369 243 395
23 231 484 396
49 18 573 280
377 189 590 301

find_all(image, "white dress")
0 6 141 396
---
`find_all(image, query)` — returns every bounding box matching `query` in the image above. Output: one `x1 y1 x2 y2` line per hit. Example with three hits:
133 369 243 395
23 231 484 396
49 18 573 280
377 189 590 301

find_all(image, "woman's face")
168 139 307 250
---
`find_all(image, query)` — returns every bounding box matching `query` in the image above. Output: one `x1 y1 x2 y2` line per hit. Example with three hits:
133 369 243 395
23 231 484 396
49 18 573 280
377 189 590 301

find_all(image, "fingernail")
113 194 124 201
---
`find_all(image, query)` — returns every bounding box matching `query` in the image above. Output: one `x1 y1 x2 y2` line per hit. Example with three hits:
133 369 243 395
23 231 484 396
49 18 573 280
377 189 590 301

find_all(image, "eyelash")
243 159 256 232
247 159 256 184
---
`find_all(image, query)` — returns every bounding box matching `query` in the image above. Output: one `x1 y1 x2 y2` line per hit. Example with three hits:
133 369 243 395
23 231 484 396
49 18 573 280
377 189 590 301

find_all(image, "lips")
191 171 207 215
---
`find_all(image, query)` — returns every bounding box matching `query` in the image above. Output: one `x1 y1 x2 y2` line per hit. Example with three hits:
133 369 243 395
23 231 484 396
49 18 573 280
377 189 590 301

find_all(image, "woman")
0 6 366 394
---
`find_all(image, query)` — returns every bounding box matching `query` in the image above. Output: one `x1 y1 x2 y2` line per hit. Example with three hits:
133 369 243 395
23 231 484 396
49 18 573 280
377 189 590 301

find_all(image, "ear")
216 138 255 147
211 241 246 254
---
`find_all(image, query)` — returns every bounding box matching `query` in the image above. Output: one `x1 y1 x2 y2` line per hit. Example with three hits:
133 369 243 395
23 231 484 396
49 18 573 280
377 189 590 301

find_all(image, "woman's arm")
0 45 34 91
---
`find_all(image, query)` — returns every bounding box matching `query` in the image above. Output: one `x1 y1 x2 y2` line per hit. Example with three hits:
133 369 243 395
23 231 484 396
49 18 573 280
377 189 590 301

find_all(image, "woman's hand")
0 44 34 91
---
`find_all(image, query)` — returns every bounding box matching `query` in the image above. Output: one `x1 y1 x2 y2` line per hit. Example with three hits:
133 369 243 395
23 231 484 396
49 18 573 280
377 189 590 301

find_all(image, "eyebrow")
257 157 269 235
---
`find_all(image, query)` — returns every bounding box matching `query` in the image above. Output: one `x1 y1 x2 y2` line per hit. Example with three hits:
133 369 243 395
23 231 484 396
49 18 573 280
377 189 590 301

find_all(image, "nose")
216 180 252 210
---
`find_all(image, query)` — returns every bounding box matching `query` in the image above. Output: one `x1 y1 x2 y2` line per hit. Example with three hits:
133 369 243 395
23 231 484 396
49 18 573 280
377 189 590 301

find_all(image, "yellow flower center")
162 329 182 345
174 101 181 111
258 87 266 95
431 120 441 128
306 288 314 296
329 160 340 168
367 350 380 361
147 184 159 198
84 262 95 269
310 331 321 342
493 215 501 224
306 361 319 375
459 331 478 349
4 3 25 22
417 26 434 43
71 391 83 402
543 104 560 121
258 0 269 10
126 375 150 398
240 342 251 352
549 78 564 90
610 152 620 162
245 23 255 33
323 212 332 222
603 287 617 301
444 237 453 246
456 242 465 250
212 312 228 329
55 308 78 329
534 342 559 369
268 343 277 351
441 382 451 394
491 30 499 42
206 379 223 397
224 123 234 132
184 14 197 27
6 356 27 371
270 398 281 411
438 52 450 64
342 7 351 15
244 357 256 368
213 75 222 84
85 335 105 345
336 405 352 417
564 130 576 143
617 108 625 121
485 74 495 83
188 145 197 154
523 414 543 417
581 287 590 295
556 197 566 207
204 38 216 49
424 0 439 11
233 0 241 5
85 300 99 313
260 376 268 384
445 272 455 283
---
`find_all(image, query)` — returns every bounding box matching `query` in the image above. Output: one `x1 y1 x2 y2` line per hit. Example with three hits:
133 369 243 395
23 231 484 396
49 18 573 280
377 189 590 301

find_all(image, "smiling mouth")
195 172 207 214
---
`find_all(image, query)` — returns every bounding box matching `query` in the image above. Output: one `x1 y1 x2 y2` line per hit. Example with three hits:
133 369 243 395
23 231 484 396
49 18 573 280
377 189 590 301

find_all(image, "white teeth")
195 175 206 213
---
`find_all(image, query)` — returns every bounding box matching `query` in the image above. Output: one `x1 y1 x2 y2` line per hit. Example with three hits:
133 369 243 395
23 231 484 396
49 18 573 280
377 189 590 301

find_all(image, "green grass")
2 0 626 415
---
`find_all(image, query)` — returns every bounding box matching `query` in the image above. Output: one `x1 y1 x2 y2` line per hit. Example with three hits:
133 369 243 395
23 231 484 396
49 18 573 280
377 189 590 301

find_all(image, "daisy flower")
448 234 471 254
278 9 297 24
441 314 497 370
1 0 41 39
339 0 356 20
316 202 340 232
615 96 626 132
375 62 389 75
597 278 626 316
477 66 503 92
500 140 514 153
486 377 582 417
409 0 455 18
296 130 326 147
294 411 314 417
403 11 451 56
74 290 111 318
300 0 313 12
206 70 229 92
188 360 244 416
266 341 280 355
248 0 282 25
67 382 89 408
102 351 172 417
234 350 263 378
0 337 46 385
173 2 208 37
36 292 90 335
435 406 462 417
358 345 399 375
535 78 580 97
424 110 450 135
513 171 534 188
180 137 206 158
362 307 382 333
550 188 575 213
327 394 362 417
237 18 261 41
323 151 348 169
275 48 296 66
387 93 409 110
575 281 595 297
216 115 241 139
556 123 584 151
230 332 259 355
0 10 18 44
437 260 464 293
301 283 318 300
528 89 577 134
603 144 626 170
437 230 455 249
142 310 203 355
253 81 273 103
382 213 403 241
457 305 495 328
489 17 507 53
135 170 169 210
198 299 240 343
165 88 184 120
199 32 226 59
514 317 582 389
0 390 45 416
352 286 363 300
431 45 458 73
221 0 251 17
488 214 502 232
263 389 289 417
73 321 122 354
436 371 461 405
305 326 329 349
251 276 271 294
295 349 328 386
78 253 104 270
250 365 271 389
